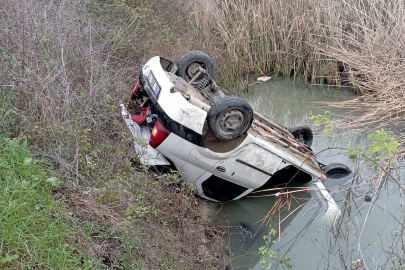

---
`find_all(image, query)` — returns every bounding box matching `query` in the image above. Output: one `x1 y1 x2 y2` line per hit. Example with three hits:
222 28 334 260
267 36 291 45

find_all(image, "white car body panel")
144 57 207 134
121 54 345 217
157 133 273 189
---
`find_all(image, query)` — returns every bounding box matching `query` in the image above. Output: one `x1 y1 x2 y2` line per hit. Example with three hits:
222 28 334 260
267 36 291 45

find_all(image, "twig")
314 147 348 156
379 164 405 193
31 148 90 186
216 203 225 216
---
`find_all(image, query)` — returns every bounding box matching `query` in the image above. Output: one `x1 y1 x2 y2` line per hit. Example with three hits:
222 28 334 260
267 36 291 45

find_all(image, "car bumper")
120 104 170 166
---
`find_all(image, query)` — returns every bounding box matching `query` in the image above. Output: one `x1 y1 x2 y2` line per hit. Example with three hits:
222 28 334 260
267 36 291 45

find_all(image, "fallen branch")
31 148 90 186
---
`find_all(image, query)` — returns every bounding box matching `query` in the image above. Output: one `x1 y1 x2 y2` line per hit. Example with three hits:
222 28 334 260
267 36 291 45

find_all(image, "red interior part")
131 107 148 124
131 114 147 124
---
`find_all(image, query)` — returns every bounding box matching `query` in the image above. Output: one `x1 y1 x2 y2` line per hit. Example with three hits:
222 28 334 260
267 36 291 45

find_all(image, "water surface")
210 78 404 270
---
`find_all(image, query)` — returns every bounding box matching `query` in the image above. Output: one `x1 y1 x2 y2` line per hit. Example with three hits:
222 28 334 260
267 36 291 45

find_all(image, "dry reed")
190 0 405 133
190 0 345 86
316 0 405 131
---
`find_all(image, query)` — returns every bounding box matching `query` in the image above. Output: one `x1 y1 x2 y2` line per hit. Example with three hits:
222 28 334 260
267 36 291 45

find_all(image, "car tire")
176 51 215 88
287 124 313 146
323 163 352 178
207 96 253 141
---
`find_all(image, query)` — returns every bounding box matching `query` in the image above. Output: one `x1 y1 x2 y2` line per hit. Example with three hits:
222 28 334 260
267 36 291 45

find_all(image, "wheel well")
201 175 248 202
257 165 313 191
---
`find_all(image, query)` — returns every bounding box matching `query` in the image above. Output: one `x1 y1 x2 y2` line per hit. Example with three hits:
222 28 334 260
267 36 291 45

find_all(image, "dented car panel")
120 104 170 166
122 53 338 205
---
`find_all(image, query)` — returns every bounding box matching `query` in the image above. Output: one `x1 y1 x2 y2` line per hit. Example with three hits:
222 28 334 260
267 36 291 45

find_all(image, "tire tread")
323 163 352 177
176 50 215 84
207 96 253 141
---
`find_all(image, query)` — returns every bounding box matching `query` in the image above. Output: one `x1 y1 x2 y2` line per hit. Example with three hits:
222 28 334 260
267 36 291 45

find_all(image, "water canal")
209 78 404 270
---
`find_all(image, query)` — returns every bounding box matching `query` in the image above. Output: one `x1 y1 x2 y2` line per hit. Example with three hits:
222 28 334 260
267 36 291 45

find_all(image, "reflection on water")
246 77 354 127
210 78 404 269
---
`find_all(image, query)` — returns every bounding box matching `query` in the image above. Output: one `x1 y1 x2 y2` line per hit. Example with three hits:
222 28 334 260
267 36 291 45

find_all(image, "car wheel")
323 163 352 178
176 51 215 88
287 124 313 146
207 96 253 141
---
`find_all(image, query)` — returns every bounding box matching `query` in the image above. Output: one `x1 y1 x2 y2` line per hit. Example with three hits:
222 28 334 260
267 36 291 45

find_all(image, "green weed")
348 128 400 170
0 134 93 269
309 111 339 138
259 226 293 270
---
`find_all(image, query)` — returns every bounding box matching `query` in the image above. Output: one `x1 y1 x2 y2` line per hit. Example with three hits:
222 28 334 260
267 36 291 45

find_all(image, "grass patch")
0 134 93 269
0 133 225 269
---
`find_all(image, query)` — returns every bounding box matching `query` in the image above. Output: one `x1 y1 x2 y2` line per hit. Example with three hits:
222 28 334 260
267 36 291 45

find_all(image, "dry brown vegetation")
317 1 405 131
0 0 225 268
191 0 405 134
190 0 346 86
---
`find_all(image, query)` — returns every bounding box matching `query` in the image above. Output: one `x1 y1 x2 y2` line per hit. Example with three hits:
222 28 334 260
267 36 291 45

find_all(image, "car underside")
120 51 351 208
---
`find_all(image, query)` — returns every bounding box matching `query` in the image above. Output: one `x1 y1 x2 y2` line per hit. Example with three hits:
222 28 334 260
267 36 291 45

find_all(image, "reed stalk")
190 0 405 131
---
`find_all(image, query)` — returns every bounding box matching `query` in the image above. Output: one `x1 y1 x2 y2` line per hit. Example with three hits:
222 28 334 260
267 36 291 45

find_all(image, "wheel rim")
186 62 206 84
216 109 249 138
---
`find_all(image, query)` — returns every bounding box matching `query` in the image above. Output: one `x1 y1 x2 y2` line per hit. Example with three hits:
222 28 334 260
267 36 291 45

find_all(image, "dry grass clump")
190 0 346 88
118 173 225 269
56 171 226 269
0 0 196 170
0 0 135 172
190 0 405 133
59 161 226 269
316 1 405 130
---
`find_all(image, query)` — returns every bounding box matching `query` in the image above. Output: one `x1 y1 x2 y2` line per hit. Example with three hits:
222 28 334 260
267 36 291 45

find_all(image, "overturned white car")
120 51 351 205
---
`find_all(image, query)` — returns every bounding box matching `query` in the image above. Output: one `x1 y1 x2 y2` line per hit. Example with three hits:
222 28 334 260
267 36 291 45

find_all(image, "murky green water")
210 78 404 270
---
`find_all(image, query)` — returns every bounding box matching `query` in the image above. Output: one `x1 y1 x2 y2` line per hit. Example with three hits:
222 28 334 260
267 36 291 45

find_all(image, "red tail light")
130 80 141 100
149 120 171 148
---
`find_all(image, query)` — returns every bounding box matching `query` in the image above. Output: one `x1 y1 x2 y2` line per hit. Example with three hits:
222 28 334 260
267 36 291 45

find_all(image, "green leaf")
46 177 61 187
23 157 33 165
